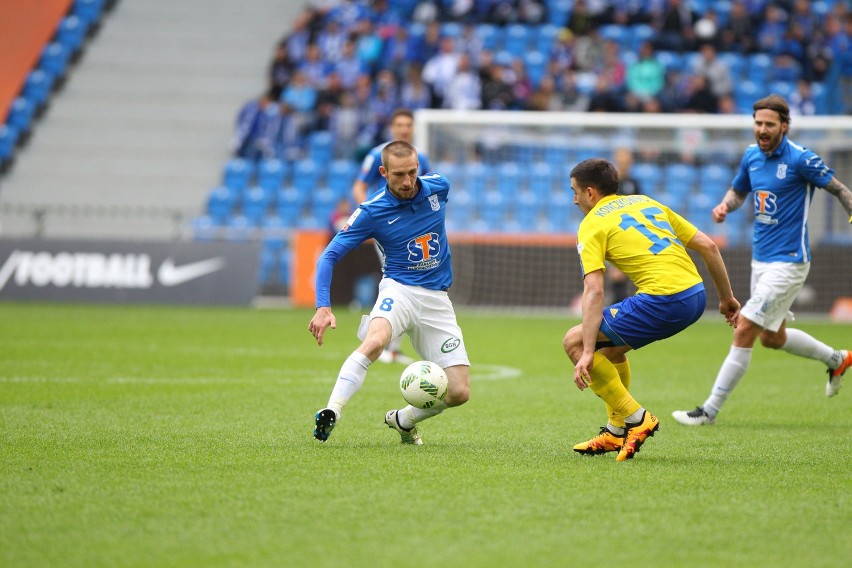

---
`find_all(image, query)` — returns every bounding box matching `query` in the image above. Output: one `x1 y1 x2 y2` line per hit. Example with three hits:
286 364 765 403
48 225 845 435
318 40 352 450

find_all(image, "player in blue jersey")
310 141 470 444
351 108 433 365
564 158 740 461
674 94 852 426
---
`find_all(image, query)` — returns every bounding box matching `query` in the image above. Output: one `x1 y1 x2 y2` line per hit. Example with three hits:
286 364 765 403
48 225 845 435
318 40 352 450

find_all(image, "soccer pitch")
1 303 849 567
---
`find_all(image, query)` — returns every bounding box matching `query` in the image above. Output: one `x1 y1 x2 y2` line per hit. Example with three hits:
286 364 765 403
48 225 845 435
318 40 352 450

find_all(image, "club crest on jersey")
776 163 787 179
428 195 440 211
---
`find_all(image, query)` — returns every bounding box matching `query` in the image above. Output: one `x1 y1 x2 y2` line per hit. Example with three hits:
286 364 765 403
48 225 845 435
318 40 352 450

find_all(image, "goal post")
414 110 852 313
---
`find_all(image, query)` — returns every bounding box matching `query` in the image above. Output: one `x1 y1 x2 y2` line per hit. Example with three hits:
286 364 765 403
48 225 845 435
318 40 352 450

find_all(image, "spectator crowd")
231 0 851 164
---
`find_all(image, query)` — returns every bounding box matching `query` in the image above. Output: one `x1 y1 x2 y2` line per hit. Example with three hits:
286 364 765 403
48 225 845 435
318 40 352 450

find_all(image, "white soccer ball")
399 360 448 409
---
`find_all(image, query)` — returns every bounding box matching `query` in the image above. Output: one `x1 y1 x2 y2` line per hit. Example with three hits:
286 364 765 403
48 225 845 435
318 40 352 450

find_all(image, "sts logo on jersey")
754 190 779 225
407 232 440 270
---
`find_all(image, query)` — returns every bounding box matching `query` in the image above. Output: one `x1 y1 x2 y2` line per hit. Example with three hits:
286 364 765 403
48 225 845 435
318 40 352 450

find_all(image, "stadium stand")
1 0 849 295
187 0 849 292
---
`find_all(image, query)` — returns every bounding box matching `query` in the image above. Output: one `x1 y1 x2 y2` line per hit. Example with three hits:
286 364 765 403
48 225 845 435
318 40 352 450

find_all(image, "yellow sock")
607 359 632 428
589 353 640 422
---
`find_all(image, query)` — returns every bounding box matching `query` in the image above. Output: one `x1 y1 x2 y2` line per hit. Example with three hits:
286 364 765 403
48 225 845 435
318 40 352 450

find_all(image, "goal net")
415 110 852 314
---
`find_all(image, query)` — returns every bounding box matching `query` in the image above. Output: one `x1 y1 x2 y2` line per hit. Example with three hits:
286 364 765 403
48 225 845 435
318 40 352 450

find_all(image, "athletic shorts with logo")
740 260 809 332
600 283 706 349
367 277 469 368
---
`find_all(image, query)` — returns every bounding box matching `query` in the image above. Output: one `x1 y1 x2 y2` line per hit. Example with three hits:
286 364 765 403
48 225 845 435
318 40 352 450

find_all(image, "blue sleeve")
314 208 373 307
731 151 752 194
799 150 835 188
315 240 351 308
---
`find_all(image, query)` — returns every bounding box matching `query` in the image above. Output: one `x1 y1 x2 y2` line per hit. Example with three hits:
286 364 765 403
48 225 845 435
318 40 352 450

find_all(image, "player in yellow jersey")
562 158 741 461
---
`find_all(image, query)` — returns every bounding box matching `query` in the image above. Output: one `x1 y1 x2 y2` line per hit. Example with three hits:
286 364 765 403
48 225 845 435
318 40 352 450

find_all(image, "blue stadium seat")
529 162 554 200
261 215 288 250
475 23 501 51
311 187 337 222
258 245 279 286
440 21 462 39
23 70 54 109
223 158 253 191
241 186 272 225
481 190 505 226
276 187 308 225
811 82 828 114
533 24 559 53
465 161 490 198
496 162 522 200
293 159 319 192
664 164 698 197
206 185 238 224
0 125 18 163
297 213 322 230
258 158 289 193
192 215 220 241
73 0 105 28
631 162 663 194
39 42 70 79
699 164 733 194
514 190 539 230
769 80 797 99
657 51 685 72
599 24 628 47
308 130 334 163
717 52 746 81
493 50 514 67
327 159 357 198
223 214 254 241
447 188 473 229
6 97 35 135
523 50 547 88
503 24 530 57
573 135 607 163
747 53 772 84
57 16 87 54
734 80 760 113
630 24 654 51
547 0 572 26
433 161 461 185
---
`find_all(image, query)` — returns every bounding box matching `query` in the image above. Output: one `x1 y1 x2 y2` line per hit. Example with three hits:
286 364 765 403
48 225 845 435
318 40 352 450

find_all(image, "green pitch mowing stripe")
1 303 849 567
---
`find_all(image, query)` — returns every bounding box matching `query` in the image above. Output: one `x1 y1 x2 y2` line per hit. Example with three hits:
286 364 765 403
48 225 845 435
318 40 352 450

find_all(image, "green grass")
1 303 850 567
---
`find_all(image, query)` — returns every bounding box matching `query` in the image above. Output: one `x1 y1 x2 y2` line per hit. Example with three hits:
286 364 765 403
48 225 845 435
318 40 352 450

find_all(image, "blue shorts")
599 283 706 349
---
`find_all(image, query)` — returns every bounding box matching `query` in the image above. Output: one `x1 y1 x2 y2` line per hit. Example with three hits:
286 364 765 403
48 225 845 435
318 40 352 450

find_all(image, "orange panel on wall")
0 0 73 121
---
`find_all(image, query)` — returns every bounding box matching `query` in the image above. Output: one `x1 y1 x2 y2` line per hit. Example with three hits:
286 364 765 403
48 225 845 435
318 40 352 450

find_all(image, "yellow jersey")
577 194 702 296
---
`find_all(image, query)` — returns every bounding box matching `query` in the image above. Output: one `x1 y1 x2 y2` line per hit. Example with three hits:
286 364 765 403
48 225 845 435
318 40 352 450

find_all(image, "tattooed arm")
823 177 852 223
711 187 749 223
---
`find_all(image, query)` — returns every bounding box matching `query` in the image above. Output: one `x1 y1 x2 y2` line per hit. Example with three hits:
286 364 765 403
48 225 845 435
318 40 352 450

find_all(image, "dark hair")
753 94 791 125
390 108 414 122
570 158 619 196
381 140 416 166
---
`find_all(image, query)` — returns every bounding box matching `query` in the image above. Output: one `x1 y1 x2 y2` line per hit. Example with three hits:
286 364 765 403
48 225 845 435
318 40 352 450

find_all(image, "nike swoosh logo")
750 166 760 171
158 257 226 286
388 217 401 224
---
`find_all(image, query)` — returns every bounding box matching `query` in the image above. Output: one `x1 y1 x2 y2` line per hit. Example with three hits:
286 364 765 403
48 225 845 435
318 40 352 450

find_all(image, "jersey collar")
382 177 431 206
591 193 620 213
766 136 789 159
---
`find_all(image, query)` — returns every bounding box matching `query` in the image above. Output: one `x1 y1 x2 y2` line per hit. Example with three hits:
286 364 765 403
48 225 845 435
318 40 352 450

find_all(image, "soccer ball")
399 360 448 409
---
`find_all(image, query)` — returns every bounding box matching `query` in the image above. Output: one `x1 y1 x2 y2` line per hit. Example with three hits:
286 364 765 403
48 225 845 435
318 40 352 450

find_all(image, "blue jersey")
315 173 452 307
731 137 834 263
357 142 432 199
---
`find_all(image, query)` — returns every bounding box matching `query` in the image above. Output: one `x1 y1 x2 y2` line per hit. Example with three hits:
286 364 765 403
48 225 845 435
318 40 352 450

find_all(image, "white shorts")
366 278 470 369
740 260 810 332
